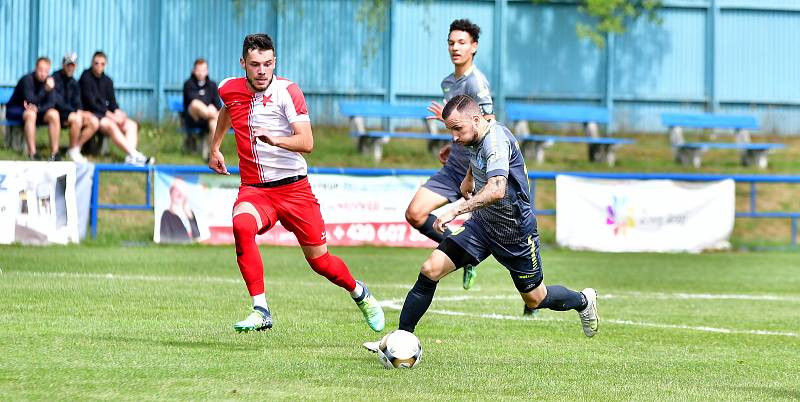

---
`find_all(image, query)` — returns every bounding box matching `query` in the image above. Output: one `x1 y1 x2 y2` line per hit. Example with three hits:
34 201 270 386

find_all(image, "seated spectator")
79 51 153 166
7 57 61 160
183 58 221 135
52 52 99 163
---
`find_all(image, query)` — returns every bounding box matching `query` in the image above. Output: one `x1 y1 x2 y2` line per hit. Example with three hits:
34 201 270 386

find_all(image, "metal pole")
493 0 507 124
90 167 101 239
605 33 615 133
706 0 719 112
749 182 756 213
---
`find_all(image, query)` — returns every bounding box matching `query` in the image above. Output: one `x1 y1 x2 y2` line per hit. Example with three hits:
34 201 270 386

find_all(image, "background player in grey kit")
366 96 598 352
405 19 493 290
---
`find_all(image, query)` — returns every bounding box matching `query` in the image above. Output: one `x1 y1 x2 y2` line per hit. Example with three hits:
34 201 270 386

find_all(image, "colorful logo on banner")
606 196 635 236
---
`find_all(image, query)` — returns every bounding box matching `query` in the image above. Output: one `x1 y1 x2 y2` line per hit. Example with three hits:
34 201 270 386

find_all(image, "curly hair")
449 19 481 43
242 33 275 59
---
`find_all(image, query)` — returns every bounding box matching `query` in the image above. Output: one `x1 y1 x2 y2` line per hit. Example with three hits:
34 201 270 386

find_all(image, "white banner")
555 175 735 253
0 161 79 245
153 171 464 247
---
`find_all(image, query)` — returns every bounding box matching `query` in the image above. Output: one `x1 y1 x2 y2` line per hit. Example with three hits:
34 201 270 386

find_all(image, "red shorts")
234 177 327 246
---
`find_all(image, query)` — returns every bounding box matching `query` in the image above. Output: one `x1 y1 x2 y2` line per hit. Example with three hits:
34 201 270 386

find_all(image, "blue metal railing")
90 164 800 245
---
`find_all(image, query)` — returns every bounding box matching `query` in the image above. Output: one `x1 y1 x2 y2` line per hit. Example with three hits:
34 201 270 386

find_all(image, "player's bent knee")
232 202 264 232
404 206 427 228
232 213 259 239
420 259 445 281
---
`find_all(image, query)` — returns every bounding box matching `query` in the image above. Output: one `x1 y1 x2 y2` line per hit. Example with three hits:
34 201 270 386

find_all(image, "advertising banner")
154 171 464 247
555 175 735 252
0 161 79 245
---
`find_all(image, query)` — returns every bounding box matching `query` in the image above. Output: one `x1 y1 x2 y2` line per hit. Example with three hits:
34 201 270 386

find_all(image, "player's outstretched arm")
208 106 231 175
435 175 506 232
255 121 314 153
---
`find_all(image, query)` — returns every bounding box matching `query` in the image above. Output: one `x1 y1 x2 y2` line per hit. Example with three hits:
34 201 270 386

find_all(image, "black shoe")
48 153 62 161
28 153 42 161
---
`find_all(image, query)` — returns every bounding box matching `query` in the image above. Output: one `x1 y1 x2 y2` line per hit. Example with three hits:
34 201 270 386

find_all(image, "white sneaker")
67 147 87 163
578 288 599 337
124 152 154 167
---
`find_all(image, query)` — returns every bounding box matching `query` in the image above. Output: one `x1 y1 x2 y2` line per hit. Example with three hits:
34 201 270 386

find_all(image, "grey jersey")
467 122 536 245
440 65 494 179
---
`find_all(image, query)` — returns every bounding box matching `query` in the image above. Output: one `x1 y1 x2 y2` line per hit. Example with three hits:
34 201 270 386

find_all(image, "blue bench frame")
339 101 446 161
662 112 785 169
507 103 631 166
1 87 111 156
0 87 25 152
167 95 210 159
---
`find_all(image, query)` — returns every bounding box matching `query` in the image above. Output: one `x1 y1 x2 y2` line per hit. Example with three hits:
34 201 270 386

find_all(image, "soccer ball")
377 330 422 369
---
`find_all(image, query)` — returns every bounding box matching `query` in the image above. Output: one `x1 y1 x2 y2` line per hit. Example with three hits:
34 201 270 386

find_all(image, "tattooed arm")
434 175 507 233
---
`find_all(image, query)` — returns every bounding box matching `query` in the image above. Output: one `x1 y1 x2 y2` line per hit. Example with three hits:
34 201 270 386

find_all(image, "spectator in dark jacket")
7 57 62 160
183 58 221 134
79 51 152 166
53 52 99 163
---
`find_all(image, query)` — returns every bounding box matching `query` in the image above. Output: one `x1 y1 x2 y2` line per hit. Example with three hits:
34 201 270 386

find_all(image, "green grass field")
1 244 798 400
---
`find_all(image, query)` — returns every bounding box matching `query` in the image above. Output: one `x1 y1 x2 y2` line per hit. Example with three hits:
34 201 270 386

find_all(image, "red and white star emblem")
262 94 272 106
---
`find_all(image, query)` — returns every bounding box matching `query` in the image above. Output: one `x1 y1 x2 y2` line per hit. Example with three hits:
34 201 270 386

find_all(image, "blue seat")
339 101 445 161
506 103 630 166
0 87 25 152
661 112 783 169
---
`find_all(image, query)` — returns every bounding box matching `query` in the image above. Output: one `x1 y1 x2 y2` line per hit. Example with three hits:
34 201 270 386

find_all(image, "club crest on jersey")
261 94 273 107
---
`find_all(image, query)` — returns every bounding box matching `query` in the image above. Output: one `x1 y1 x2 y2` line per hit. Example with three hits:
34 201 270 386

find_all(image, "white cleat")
578 288 599 337
362 340 380 353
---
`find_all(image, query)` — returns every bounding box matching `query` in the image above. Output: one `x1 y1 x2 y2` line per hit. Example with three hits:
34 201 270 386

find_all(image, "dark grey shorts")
438 219 544 293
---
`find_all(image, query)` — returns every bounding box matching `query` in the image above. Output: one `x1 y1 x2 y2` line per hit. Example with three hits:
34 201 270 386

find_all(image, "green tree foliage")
356 0 662 55
569 0 662 47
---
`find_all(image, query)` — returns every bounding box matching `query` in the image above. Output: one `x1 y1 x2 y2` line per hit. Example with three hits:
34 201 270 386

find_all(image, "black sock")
536 285 587 311
416 214 445 243
398 273 439 332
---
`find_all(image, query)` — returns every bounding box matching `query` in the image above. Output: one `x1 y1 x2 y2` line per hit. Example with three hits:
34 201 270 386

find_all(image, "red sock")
306 252 356 291
232 213 264 296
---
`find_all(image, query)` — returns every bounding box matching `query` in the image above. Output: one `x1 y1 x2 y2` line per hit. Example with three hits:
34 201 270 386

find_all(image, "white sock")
252 294 268 310
350 282 364 299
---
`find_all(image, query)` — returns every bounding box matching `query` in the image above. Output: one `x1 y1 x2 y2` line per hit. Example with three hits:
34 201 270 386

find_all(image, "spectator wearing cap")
183 58 222 136
7 56 62 160
53 52 100 163
79 50 152 166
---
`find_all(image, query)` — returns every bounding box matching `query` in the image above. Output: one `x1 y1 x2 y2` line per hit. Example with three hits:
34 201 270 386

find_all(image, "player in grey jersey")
363 96 598 350
405 19 493 290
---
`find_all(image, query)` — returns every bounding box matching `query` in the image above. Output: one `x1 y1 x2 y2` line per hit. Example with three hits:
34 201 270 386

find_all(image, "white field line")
3 270 799 337
3 271 800 302
378 297 799 338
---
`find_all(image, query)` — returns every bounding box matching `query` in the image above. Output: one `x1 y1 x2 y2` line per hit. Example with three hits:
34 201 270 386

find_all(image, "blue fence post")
792 218 798 246
90 166 100 239
493 0 508 124
605 32 615 132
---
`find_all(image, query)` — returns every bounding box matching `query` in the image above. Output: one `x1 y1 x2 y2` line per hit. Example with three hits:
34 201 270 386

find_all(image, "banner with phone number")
153 171 466 247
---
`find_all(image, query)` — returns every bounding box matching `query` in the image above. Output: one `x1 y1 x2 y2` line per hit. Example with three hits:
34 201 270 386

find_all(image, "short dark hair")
242 34 275 59
194 58 207 67
442 94 478 120
92 51 107 60
449 19 480 43
35 57 51 66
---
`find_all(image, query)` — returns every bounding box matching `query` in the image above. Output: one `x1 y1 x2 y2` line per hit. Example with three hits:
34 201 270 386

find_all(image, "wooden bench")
662 113 785 169
339 101 448 161
507 103 632 166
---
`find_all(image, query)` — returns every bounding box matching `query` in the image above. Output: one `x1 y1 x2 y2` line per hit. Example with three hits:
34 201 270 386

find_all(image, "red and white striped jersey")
218 76 310 185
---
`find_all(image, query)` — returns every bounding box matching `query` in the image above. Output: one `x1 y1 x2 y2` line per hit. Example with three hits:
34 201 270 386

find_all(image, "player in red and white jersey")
208 33 384 333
